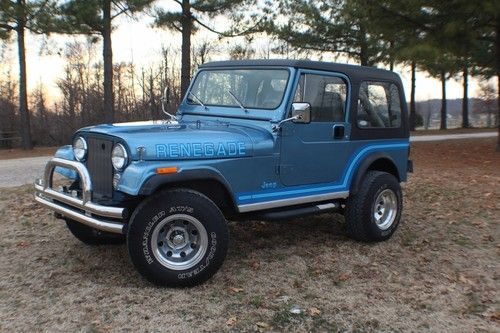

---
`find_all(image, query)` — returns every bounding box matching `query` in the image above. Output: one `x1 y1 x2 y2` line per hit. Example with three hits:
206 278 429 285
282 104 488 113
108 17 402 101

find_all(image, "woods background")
0 0 499 149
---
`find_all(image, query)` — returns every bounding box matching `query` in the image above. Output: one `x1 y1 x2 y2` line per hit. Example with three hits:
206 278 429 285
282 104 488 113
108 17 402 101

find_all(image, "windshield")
188 69 289 110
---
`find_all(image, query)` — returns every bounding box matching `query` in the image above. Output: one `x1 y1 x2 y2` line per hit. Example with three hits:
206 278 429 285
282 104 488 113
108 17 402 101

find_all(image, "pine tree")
465 0 499 150
56 0 156 124
155 0 259 99
0 0 58 149
363 0 428 131
266 0 385 66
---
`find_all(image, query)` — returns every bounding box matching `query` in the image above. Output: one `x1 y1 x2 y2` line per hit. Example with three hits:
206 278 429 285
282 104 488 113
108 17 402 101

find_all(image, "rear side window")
357 81 401 128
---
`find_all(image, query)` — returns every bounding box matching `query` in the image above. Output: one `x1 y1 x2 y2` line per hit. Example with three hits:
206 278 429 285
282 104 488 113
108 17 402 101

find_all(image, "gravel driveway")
0 156 50 188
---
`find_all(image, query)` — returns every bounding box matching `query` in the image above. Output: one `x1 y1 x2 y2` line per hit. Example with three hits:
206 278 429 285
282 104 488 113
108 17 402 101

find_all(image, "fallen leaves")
226 316 237 326
1 139 499 332
458 274 475 286
255 322 269 328
308 307 321 317
249 259 260 270
229 287 244 293
338 273 351 282
254 321 270 333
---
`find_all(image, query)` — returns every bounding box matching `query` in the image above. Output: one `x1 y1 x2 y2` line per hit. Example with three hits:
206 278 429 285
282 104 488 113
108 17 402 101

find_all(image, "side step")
251 202 341 221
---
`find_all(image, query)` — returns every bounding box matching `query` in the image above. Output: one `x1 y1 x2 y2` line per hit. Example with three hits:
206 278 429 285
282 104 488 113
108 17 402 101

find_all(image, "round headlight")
111 143 128 171
73 137 87 161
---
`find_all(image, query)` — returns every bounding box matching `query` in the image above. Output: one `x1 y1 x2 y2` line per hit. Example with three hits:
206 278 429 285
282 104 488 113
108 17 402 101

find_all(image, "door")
279 71 352 187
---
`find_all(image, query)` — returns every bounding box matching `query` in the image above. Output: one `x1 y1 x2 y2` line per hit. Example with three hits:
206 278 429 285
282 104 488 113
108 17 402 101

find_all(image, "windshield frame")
182 67 293 113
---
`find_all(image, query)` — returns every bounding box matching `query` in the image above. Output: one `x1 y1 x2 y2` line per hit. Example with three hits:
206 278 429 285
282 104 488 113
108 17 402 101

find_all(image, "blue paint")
54 145 78 180
236 142 408 204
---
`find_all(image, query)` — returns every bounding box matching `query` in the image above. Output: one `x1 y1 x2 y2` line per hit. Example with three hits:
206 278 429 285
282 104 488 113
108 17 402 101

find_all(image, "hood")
77 120 275 161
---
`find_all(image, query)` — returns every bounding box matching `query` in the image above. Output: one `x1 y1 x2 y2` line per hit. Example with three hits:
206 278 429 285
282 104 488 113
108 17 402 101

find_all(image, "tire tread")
345 171 402 242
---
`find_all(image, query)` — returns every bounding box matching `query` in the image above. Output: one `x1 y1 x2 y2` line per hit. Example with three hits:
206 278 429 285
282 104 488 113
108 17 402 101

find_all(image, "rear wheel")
65 219 125 245
345 171 402 242
127 189 229 287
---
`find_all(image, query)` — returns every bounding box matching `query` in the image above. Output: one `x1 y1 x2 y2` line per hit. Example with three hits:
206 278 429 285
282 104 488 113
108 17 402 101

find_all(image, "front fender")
139 168 234 197
116 161 233 198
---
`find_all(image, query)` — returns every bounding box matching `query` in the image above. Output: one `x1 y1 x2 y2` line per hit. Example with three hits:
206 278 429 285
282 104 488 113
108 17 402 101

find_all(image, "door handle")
332 124 345 140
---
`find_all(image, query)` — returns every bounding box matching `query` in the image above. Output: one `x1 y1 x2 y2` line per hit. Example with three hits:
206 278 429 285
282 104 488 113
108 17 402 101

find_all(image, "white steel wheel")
151 214 209 271
372 189 398 231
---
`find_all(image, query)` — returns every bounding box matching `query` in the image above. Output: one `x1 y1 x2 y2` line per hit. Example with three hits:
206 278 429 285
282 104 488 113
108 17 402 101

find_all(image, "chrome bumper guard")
34 157 126 234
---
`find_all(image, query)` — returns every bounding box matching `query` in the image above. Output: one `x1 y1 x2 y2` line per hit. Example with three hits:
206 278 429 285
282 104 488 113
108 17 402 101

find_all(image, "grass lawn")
0 139 498 332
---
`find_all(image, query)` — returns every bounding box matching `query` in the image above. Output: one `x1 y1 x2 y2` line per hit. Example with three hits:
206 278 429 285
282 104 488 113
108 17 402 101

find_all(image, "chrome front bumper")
34 157 126 234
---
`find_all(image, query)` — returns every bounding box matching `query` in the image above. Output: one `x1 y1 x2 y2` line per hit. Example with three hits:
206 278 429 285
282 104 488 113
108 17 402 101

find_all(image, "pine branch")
0 23 15 31
192 15 264 37
26 0 50 21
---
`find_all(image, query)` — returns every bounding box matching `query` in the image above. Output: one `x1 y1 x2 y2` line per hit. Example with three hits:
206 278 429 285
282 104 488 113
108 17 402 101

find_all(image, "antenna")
161 86 178 122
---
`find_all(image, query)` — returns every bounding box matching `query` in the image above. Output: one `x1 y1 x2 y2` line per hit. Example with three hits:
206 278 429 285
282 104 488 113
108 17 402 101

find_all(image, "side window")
357 81 402 128
293 74 347 122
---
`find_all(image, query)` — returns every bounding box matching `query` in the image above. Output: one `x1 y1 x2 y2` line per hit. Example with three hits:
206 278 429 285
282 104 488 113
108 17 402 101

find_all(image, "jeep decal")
156 142 246 158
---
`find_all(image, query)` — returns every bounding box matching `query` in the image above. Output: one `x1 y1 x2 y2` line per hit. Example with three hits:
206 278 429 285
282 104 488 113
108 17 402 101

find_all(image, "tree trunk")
497 71 499 152
440 70 447 130
359 24 369 66
462 63 470 128
149 69 157 120
496 22 500 152
389 40 394 71
16 0 32 150
180 0 192 99
409 61 416 131
102 0 114 123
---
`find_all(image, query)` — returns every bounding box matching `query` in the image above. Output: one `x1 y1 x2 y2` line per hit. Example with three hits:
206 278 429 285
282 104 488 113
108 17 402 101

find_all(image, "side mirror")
291 102 311 124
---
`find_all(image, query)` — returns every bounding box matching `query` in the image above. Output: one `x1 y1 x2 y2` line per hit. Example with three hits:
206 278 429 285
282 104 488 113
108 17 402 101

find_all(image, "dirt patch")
0 146 58 160
0 139 498 332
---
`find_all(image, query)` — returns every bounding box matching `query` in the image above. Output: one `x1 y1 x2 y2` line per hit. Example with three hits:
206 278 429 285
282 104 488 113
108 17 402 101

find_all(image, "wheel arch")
350 153 400 195
138 169 238 217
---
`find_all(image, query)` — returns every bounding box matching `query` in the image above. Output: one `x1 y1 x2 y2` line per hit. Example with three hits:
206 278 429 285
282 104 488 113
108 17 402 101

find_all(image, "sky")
0 6 490 106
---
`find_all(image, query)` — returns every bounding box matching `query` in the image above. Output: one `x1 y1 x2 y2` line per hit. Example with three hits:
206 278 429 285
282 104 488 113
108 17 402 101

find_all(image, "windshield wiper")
227 90 248 113
188 92 208 111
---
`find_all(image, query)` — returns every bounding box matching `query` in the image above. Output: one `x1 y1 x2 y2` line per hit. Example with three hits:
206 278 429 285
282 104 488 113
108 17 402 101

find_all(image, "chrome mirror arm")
272 115 301 132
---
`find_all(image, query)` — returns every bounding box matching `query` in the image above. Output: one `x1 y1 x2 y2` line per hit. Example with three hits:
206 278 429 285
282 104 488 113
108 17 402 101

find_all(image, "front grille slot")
87 137 114 200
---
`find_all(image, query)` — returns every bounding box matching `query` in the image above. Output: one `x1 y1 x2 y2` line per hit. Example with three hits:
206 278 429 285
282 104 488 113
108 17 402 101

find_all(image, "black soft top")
200 59 400 82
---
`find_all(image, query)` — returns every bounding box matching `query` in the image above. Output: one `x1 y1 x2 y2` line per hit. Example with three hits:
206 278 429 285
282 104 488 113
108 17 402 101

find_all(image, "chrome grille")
86 137 113 199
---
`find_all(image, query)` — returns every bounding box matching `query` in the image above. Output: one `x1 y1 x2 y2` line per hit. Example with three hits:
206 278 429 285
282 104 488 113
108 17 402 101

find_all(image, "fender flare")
349 152 400 196
138 169 237 209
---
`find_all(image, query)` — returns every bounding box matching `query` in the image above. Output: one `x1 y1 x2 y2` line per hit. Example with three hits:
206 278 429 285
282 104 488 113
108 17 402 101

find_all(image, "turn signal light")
156 167 178 174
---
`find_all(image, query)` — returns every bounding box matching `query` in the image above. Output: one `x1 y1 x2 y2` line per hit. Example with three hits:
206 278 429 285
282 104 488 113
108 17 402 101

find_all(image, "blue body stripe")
236 142 409 205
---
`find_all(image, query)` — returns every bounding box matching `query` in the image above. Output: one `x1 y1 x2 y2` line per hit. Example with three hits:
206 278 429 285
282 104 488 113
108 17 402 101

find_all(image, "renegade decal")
156 142 246 158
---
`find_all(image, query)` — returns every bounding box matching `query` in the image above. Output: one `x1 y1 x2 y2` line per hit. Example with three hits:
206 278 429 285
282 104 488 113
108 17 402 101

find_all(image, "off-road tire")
127 189 229 287
345 171 402 242
65 219 125 245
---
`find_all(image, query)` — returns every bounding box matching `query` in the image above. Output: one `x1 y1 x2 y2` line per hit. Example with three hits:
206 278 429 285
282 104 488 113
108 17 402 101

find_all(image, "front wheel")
127 189 229 287
345 171 402 242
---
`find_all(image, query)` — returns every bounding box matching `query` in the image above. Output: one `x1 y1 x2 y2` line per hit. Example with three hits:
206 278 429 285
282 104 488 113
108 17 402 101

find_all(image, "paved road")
410 131 497 142
0 132 498 188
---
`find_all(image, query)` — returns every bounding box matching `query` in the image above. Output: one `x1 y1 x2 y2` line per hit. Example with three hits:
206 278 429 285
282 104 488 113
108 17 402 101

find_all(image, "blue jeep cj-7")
34 60 412 286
